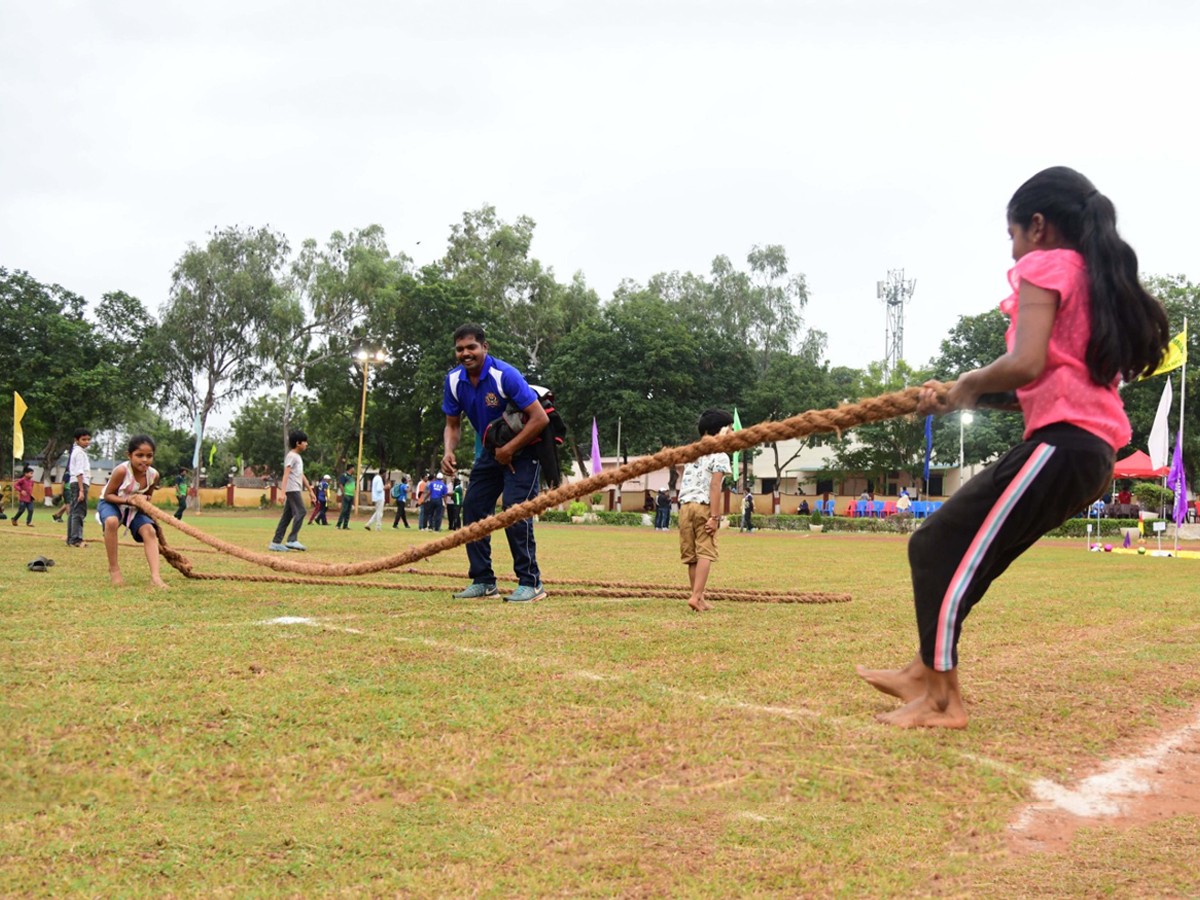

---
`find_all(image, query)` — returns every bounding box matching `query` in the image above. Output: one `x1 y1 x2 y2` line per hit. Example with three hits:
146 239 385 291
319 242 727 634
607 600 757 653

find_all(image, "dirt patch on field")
1009 708 1200 852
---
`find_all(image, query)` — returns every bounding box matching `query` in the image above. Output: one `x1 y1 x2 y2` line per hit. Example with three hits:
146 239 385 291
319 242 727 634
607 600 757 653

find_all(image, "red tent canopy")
1113 449 1169 479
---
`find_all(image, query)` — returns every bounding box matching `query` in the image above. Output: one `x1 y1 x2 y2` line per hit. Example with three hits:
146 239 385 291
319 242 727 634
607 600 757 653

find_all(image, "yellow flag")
13 392 27 459
1145 325 1188 379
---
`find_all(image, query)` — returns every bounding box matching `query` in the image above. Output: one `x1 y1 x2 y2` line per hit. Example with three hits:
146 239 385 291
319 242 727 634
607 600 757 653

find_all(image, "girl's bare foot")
876 693 968 729
109 571 125 587
688 595 712 612
150 578 169 590
855 664 926 702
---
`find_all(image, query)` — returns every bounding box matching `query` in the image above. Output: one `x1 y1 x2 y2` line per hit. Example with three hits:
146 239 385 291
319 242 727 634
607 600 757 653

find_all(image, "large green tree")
643 245 809 374
155 226 290 440
231 393 310 474
258 225 400 456
740 333 840 484
927 308 1025 468
825 361 933 489
0 269 158 480
439 206 599 377
545 291 753 474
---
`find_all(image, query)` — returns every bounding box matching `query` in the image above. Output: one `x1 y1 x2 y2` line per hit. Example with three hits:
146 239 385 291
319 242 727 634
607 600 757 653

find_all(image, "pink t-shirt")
1002 249 1130 450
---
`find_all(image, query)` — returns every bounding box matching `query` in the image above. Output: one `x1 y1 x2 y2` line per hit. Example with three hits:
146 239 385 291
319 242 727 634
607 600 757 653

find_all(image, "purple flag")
1167 428 1188 526
590 418 602 477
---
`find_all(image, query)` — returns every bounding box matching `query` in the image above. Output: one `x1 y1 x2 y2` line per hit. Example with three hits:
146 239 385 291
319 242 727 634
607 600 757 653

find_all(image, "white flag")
1148 377 1173 471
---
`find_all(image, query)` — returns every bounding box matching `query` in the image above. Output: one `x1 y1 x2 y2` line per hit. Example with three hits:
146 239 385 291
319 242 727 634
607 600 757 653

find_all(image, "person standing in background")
66 427 93 547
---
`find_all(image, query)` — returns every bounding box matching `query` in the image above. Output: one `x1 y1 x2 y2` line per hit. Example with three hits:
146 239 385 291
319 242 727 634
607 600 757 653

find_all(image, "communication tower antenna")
877 269 916 377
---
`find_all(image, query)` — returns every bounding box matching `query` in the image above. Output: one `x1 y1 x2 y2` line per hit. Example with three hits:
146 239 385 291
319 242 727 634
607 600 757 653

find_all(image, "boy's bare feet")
855 664 926 702
109 571 125 587
688 595 712 612
876 693 968 729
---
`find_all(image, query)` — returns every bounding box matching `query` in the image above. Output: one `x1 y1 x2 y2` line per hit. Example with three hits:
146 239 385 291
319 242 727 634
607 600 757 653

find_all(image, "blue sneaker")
285 541 307 551
504 584 547 603
268 542 289 552
452 583 499 599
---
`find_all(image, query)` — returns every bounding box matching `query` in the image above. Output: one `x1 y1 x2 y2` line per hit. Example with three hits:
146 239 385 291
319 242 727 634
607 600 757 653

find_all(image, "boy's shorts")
97 500 155 543
679 502 719 565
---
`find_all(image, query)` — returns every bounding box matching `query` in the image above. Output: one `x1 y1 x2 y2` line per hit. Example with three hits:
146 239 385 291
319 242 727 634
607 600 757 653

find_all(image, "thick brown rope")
131 382 944 582
172 570 850 604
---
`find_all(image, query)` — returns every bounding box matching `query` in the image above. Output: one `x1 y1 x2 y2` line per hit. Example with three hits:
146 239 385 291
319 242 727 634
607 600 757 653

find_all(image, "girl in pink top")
858 166 1170 729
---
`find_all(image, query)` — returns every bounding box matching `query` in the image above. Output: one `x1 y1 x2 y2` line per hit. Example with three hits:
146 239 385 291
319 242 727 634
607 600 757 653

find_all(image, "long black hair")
1007 166 1169 384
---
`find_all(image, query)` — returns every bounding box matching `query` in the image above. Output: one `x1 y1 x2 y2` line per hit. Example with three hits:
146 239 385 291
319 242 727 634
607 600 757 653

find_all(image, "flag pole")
615 416 622 511
1175 318 1188 554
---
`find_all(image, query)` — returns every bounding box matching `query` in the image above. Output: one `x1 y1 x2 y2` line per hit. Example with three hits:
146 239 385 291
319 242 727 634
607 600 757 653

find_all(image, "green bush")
595 511 644 527
1132 482 1174 513
540 510 570 523
567 501 588 517
1046 517 1140 538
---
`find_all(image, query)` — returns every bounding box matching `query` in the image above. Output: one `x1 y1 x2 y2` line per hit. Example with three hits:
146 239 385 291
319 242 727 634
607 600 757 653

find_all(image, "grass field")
2 512 1199 896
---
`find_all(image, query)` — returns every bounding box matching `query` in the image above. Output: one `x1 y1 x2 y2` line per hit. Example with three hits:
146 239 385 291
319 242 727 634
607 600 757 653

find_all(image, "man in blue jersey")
442 323 550 602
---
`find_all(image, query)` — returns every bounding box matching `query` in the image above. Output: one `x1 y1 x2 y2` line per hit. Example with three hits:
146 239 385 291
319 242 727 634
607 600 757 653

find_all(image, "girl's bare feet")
855 664 926 702
688 595 712 612
109 571 125 587
876 693 968 729
150 578 169 590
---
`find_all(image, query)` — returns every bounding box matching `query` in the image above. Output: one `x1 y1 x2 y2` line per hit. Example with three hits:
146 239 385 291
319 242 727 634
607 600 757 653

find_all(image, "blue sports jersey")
443 354 538 457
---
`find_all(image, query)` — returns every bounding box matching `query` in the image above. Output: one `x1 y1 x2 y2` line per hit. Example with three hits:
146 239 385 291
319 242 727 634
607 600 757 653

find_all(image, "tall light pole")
958 410 974 480
354 349 387 513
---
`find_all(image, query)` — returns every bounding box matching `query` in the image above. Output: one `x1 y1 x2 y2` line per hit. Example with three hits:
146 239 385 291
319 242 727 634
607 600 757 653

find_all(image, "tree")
741 334 839 485
545 291 754 472
0 269 158 482
231 393 310 474
647 246 809 374
927 308 1025 468
156 226 290 441
258 225 400 456
439 205 599 376
825 361 933 489
367 269 489 474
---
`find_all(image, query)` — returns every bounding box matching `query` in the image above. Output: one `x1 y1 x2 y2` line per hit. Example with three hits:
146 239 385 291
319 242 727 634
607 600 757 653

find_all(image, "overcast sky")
4 1 1198 399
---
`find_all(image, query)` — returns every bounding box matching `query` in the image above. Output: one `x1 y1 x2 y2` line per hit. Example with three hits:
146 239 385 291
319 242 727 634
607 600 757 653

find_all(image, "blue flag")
923 415 933 483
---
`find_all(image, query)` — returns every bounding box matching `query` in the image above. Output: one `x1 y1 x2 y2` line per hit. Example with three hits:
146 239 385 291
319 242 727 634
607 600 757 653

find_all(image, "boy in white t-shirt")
268 430 313 551
65 427 93 547
677 409 733 612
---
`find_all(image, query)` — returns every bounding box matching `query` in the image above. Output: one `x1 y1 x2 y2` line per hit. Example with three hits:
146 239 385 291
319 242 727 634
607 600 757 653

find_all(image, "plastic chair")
912 500 927 519
883 501 897 517
855 500 869 517
872 500 884 517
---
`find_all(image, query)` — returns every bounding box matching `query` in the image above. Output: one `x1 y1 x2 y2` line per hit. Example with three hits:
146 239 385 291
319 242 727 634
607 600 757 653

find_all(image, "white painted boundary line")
258 616 818 721
1012 706 1200 827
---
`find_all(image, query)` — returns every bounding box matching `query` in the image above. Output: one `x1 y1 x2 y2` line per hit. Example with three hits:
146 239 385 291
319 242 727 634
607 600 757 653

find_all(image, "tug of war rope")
128 383 948 604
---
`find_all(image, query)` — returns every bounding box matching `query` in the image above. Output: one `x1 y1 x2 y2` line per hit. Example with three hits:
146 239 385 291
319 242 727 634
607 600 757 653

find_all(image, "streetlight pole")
958 410 974 484
353 349 387 513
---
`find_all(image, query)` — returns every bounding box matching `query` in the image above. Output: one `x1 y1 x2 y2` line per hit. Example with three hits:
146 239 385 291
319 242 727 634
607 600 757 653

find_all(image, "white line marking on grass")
261 616 363 634
258 616 818 721
1015 708 1200 822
